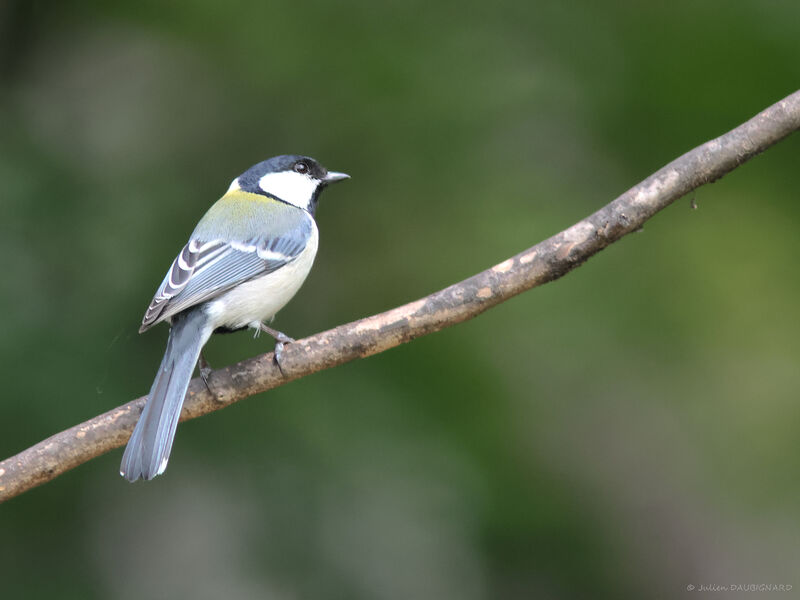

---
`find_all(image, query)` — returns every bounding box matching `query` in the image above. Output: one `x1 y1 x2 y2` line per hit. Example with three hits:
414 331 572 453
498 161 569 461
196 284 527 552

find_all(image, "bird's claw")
259 324 294 376
274 341 288 375
198 353 215 395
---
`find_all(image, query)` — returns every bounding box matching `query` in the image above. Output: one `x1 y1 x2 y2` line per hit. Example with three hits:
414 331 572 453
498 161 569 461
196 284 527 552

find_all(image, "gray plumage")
121 309 211 481
141 196 314 331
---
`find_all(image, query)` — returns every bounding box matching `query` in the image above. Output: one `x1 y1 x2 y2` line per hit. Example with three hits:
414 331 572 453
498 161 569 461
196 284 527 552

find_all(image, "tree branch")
2 90 799 503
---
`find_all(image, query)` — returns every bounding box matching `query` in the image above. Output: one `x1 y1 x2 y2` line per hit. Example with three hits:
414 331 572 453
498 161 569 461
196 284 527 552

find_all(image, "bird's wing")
140 211 313 332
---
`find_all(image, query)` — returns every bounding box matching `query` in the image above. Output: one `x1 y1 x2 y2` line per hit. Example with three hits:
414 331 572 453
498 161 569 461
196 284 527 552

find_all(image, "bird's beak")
323 171 350 184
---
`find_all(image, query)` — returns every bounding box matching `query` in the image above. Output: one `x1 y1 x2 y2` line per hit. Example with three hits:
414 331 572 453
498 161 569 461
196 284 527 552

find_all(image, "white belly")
204 224 319 330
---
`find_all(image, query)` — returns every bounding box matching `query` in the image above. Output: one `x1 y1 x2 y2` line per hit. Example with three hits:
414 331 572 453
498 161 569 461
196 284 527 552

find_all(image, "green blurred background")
2 1 799 598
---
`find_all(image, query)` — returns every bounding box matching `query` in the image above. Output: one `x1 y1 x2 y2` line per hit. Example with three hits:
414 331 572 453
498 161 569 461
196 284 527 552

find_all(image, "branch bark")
2 90 799 503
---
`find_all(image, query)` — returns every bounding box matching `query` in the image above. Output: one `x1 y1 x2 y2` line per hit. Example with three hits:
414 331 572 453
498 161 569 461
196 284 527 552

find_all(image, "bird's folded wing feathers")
140 214 313 332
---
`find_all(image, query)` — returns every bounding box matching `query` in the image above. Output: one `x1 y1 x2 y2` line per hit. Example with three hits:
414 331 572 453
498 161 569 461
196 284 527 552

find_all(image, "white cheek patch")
258 171 318 209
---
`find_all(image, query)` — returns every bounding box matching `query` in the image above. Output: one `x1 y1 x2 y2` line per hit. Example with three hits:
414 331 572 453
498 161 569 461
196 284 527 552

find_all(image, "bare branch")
2 90 799 503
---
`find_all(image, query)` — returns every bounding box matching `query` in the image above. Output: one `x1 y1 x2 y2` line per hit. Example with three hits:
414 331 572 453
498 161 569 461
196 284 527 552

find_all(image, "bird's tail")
120 309 212 482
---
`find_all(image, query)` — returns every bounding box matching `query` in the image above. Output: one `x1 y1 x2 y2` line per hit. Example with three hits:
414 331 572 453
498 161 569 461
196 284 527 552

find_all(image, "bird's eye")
293 161 309 174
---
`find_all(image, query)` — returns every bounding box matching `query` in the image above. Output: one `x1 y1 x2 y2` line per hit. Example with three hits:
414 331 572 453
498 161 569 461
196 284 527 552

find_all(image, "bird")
120 155 349 482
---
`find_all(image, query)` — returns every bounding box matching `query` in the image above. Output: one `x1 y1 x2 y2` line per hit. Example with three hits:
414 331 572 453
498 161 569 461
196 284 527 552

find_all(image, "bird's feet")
258 323 295 375
198 352 215 394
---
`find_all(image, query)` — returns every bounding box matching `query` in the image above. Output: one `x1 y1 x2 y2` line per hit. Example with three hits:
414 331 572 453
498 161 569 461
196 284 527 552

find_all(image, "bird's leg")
258 323 295 375
197 352 214 393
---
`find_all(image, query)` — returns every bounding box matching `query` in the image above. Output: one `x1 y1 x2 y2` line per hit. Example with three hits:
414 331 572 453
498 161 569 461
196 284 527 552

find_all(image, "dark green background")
2 1 799 598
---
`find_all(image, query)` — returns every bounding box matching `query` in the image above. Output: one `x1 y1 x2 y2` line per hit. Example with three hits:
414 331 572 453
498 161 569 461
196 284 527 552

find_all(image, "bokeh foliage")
1 1 799 598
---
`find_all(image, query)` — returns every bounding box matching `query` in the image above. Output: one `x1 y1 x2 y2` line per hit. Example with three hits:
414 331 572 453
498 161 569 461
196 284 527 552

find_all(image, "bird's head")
230 155 349 213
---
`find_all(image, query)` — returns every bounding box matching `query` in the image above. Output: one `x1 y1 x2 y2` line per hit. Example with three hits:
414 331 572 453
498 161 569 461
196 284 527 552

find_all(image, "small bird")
120 155 349 482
